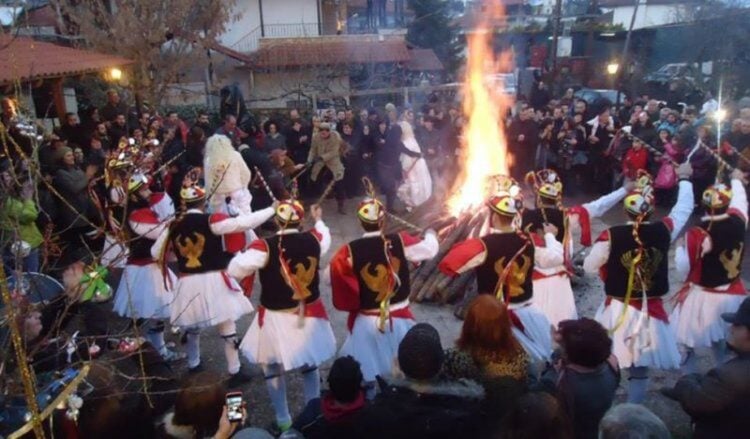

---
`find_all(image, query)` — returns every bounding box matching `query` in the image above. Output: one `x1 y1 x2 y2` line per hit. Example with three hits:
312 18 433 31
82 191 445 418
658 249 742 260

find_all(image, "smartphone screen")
226 393 243 422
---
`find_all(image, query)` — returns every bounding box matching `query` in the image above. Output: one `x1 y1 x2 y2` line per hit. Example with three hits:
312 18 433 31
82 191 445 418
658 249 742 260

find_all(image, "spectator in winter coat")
538 318 619 439
357 323 485 439
621 138 649 180
52 146 97 247
662 296 750 438
293 356 369 439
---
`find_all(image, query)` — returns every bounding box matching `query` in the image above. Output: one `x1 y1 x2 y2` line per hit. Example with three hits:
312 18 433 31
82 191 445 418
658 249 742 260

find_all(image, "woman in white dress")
397 121 432 209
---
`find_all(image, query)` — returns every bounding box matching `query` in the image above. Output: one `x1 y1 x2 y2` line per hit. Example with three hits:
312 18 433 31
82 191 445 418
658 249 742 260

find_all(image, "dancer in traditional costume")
439 177 560 362
583 167 693 403
152 181 276 385
227 199 336 432
671 169 748 372
113 171 181 360
521 169 629 327
330 194 438 394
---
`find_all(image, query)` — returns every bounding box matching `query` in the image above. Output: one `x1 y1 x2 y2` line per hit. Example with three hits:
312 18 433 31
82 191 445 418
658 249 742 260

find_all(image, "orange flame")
446 4 515 216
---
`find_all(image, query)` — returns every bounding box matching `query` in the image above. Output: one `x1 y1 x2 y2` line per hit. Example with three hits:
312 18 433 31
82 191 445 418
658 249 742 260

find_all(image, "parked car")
574 88 628 106
644 63 701 87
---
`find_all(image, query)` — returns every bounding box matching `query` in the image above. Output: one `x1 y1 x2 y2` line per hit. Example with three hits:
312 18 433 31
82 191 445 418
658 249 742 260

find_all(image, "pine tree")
407 0 463 75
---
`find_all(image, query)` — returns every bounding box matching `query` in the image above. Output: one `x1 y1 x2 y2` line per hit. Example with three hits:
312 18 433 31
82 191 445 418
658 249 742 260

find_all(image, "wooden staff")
253 166 278 202
696 140 739 173
314 178 337 206
386 211 425 234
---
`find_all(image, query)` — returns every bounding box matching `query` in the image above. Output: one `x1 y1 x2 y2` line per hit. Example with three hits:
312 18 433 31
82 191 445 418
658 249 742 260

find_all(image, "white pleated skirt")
595 299 680 369
339 312 415 382
100 234 127 269
509 302 553 362
670 285 747 349
240 309 336 371
113 263 174 319
170 271 254 328
532 274 578 328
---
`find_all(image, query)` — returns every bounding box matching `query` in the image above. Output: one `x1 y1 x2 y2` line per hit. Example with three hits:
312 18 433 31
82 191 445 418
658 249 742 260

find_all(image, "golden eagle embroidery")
495 255 532 298
620 248 663 291
720 243 744 279
361 257 402 303
287 256 318 301
176 232 206 268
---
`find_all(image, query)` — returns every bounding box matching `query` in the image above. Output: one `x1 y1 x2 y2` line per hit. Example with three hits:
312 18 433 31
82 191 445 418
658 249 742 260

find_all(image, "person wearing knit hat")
329 193 438 395
439 176 559 362
291 356 367 438
112 170 183 361
521 169 630 327
360 323 484 438
151 177 277 387
671 168 749 374
583 164 694 403
226 201 336 433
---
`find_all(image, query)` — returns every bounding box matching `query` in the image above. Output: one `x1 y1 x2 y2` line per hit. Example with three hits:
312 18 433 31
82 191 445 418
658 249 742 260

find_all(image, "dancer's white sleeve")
666 181 694 242
209 207 275 235
227 246 269 279
581 187 627 218
583 240 610 273
404 231 439 262
535 233 564 269
314 220 332 256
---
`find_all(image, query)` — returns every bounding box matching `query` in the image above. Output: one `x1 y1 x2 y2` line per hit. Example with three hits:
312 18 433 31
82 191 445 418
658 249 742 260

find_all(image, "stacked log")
383 200 490 308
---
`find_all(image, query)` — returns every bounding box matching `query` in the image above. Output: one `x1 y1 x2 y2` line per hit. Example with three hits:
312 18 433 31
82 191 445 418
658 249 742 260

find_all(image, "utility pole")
551 0 563 72
614 0 641 110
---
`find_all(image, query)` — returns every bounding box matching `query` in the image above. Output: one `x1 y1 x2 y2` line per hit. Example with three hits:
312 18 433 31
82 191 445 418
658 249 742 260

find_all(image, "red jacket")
622 147 648 179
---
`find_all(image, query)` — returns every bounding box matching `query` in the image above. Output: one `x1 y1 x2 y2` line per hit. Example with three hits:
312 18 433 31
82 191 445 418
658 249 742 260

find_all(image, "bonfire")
385 3 515 312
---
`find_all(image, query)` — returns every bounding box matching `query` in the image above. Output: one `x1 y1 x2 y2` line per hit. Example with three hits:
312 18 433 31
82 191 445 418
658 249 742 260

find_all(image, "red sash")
347 305 414 332
127 257 155 266
257 299 328 328
532 269 570 280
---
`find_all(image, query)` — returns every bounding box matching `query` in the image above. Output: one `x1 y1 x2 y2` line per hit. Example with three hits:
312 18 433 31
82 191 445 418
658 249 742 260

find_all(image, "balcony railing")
231 22 320 53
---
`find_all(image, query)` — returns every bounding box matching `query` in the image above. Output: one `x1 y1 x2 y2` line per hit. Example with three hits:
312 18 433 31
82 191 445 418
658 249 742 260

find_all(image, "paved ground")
152 190 748 436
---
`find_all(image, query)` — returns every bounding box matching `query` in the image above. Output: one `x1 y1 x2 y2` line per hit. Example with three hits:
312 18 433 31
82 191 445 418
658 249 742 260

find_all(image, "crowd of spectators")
2 81 750 438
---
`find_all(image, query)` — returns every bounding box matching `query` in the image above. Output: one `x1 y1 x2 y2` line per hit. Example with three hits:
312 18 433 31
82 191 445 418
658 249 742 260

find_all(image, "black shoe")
227 367 253 388
188 362 205 374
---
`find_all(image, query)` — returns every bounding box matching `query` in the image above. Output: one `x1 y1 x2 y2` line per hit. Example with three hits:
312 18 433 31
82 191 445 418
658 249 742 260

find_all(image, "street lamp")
713 108 727 122
109 68 122 81
606 63 619 76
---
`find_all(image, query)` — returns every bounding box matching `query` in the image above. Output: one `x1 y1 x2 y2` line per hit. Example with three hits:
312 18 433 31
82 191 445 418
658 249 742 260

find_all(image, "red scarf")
321 391 366 423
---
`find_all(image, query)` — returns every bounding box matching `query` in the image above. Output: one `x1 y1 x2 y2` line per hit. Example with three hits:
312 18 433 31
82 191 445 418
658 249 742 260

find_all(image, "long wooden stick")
315 179 337 206
386 211 425 233
253 166 278 202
